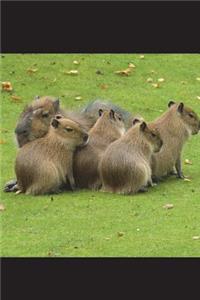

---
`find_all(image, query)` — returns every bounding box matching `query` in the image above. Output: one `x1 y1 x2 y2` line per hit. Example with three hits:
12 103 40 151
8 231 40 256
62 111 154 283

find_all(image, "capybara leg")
175 157 185 179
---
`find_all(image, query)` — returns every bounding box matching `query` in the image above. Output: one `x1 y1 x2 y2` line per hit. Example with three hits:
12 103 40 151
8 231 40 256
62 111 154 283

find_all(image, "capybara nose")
15 126 28 135
83 133 89 142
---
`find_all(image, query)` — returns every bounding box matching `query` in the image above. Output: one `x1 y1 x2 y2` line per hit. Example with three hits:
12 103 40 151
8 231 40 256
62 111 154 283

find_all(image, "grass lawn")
1 53 200 257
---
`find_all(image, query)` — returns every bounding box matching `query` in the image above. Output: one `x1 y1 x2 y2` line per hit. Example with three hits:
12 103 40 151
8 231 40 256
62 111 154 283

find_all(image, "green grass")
1 54 200 257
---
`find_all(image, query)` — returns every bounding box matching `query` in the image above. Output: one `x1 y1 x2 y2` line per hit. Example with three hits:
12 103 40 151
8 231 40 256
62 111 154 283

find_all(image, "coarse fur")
148 101 200 180
99 121 163 195
15 117 88 195
73 109 126 190
15 96 98 148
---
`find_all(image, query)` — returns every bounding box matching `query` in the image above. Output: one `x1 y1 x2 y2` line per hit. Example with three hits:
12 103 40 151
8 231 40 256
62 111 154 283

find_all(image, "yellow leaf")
163 204 174 209
0 203 5 211
73 60 80 65
192 236 200 240
128 63 136 68
152 83 160 88
184 178 191 182
184 159 192 165
2 81 13 92
64 70 79 75
196 77 200 81
140 55 145 59
158 78 165 83
115 68 132 76
196 96 200 100
27 68 38 74
146 77 153 83
75 96 82 100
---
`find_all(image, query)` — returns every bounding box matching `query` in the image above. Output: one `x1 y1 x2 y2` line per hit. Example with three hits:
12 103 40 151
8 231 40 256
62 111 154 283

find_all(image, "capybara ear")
168 100 175 107
109 109 115 119
140 121 147 131
53 99 60 112
34 96 40 100
99 109 103 116
132 118 140 126
177 102 184 113
51 119 59 128
55 114 63 120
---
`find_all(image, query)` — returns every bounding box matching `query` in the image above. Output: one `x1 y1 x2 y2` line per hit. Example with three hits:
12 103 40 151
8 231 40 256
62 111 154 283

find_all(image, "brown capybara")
73 109 126 190
99 120 163 194
148 101 200 181
15 117 89 195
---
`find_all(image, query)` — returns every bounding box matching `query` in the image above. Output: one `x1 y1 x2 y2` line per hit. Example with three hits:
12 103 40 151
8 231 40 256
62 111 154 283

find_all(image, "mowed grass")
1 54 200 257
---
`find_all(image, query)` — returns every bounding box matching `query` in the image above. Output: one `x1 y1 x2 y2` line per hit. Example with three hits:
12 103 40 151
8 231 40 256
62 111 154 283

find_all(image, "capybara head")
51 117 89 148
168 101 200 135
15 96 60 147
98 109 126 135
140 122 163 153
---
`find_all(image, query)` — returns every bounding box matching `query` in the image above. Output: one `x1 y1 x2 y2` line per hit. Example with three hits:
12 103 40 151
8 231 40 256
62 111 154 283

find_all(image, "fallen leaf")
152 83 160 88
184 178 191 182
140 55 145 59
196 77 200 81
136 228 140 232
64 70 79 75
0 203 5 211
99 84 109 90
117 232 125 237
52 78 57 83
2 81 13 92
158 78 165 83
128 63 136 68
105 237 111 241
11 95 22 103
192 236 200 240
196 96 200 100
115 68 132 76
75 96 82 100
0 139 6 144
184 159 192 165
146 77 153 83
73 60 80 65
27 68 38 74
163 204 174 209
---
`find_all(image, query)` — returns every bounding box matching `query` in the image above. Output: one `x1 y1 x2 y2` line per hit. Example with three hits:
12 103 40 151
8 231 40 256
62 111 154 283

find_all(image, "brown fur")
73 109 126 189
15 96 98 147
99 121 163 194
148 102 200 179
15 118 88 195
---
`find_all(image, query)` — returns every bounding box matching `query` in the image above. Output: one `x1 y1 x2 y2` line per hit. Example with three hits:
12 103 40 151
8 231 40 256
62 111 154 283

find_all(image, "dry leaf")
140 55 145 59
73 60 80 65
152 83 160 88
64 70 79 75
146 77 153 83
158 78 165 83
0 203 5 211
184 178 191 182
196 96 200 100
128 63 136 68
11 95 22 103
192 236 200 240
163 204 174 209
75 96 82 100
0 139 6 144
99 84 109 90
2 81 13 92
115 68 132 76
117 232 125 237
196 77 200 81
27 68 38 74
184 159 192 165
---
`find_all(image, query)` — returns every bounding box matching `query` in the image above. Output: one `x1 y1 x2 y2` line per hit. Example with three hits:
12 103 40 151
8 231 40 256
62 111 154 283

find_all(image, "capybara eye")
42 112 49 118
65 127 73 132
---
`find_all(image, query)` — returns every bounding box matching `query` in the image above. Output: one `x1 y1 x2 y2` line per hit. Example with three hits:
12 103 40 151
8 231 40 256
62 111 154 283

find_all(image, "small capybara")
15 117 89 195
73 109 126 190
148 101 200 181
99 119 163 194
